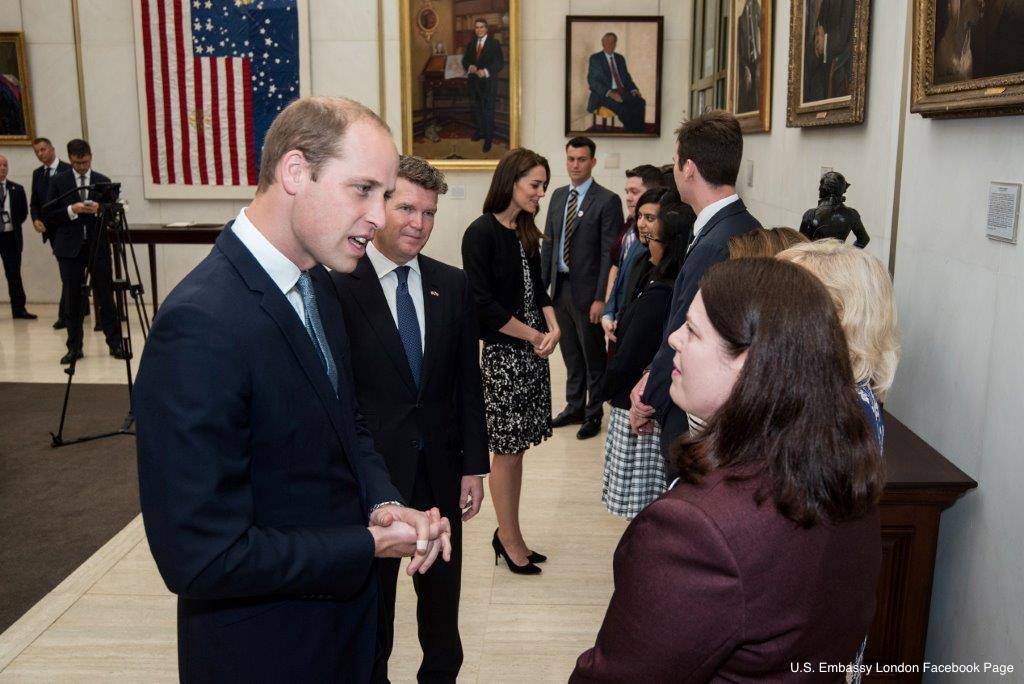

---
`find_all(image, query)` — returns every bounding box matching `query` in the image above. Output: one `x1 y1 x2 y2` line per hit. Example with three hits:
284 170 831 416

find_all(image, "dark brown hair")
625 163 663 189
675 110 742 187
67 138 91 158
482 148 550 256
32 137 52 146
728 227 808 259
672 258 884 526
565 136 596 157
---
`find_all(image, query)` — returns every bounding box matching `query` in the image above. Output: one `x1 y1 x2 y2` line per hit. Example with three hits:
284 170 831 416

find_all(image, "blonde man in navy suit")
332 155 489 683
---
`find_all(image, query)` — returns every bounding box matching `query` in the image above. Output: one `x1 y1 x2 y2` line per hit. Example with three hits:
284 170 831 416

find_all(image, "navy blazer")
541 181 624 312
30 160 71 244
332 254 489 513
642 199 762 456
586 51 639 113
134 225 403 682
43 168 111 259
1 180 28 249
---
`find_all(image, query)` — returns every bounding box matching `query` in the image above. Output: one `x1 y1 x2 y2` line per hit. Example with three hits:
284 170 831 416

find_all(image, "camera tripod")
46 183 151 447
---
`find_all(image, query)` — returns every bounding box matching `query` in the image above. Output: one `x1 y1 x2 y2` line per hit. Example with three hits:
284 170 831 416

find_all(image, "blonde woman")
777 239 900 447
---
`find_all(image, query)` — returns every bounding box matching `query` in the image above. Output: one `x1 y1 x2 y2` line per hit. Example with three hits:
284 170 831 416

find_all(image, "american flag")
138 0 300 188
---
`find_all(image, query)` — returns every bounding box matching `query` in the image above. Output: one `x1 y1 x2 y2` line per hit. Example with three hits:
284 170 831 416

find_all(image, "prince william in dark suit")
333 155 489 683
134 97 453 683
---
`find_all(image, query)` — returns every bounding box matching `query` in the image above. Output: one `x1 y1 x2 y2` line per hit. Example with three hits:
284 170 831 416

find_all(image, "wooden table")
115 223 222 314
867 412 977 680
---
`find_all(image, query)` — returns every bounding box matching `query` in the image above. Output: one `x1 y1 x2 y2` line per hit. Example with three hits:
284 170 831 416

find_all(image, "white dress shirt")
691 193 740 242
231 207 305 323
366 242 426 350
1 181 12 233
67 169 91 223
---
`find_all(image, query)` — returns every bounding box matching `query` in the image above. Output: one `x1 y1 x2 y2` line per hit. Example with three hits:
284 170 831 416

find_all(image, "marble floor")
0 305 629 682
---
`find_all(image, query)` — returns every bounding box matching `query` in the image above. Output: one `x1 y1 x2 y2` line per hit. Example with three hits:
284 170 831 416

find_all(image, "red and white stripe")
140 0 256 187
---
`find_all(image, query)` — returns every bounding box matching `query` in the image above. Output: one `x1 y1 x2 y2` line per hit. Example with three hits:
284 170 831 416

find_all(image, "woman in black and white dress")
461 148 560 575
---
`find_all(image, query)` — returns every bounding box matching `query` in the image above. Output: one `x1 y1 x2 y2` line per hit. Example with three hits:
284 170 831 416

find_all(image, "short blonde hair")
777 239 900 399
257 96 389 193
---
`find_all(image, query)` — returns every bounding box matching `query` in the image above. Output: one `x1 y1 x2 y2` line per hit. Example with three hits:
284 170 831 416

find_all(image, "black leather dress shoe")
576 417 602 440
109 345 129 360
93 321 103 331
551 409 585 428
53 319 67 329
60 349 84 365
482 140 492 153
12 310 38 319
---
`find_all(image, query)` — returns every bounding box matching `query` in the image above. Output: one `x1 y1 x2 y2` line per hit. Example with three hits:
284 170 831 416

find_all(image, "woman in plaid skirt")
592 188 692 518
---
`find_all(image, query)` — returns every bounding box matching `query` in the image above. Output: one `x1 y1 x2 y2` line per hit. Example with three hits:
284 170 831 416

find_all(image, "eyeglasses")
640 232 666 244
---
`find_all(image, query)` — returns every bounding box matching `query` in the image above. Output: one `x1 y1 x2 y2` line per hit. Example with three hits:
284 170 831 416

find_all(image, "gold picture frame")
728 0 773 134
786 0 870 128
910 0 1024 119
399 0 519 170
0 32 36 144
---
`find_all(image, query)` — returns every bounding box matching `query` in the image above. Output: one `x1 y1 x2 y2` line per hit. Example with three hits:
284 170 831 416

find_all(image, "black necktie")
78 174 87 201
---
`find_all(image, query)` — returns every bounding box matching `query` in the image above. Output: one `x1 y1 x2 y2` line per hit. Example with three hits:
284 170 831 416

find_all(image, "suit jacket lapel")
419 258 444 394
577 182 600 223
347 257 418 393
686 199 747 255
216 228 348 443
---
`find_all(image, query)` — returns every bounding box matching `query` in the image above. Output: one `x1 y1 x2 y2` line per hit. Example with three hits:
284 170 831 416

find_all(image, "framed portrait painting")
786 0 870 127
564 16 663 137
910 0 1024 118
399 0 520 170
0 32 35 144
729 0 773 133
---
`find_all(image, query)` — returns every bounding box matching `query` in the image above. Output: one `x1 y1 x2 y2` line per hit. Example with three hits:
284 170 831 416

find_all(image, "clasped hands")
368 505 452 576
531 327 560 358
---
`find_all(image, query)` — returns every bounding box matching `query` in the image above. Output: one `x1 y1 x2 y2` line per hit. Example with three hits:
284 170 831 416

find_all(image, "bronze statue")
799 171 869 248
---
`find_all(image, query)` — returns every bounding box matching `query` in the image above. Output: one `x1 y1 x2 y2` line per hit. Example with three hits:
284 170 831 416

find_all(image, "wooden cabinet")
865 413 977 681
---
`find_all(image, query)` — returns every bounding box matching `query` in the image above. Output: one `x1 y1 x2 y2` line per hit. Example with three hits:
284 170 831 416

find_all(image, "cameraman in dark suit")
30 137 73 328
332 155 488 683
631 111 762 467
0 154 35 319
461 17 503 153
542 137 623 440
44 139 124 364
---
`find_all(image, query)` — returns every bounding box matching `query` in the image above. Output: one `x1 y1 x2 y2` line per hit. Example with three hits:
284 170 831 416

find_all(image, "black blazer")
541 180 624 312
594 274 672 410
331 255 489 514
461 34 504 82
43 168 111 259
1 180 28 249
134 226 403 682
30 160 71 244
462 213 552 345
643 199 762 451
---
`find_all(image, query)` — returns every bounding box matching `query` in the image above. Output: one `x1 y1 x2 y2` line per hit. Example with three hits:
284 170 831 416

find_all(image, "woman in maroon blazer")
572 258 885 682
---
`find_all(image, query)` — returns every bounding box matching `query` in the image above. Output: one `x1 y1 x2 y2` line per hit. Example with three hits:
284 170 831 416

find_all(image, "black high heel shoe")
492 529 541 575
527 550 547 564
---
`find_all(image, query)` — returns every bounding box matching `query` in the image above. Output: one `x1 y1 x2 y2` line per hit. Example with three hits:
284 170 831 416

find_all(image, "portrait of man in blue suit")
586 32 646 133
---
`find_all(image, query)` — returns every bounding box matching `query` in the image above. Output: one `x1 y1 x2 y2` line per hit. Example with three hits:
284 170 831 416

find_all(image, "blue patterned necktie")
394 265 422 387
296 272 338 393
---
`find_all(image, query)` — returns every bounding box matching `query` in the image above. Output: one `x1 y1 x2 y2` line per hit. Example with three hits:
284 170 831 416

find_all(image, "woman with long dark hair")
461 148 560 575
573 258 885 680
592 188 690 518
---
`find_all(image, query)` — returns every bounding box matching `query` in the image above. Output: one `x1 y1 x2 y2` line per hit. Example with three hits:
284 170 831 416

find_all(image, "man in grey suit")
541 137 624 440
